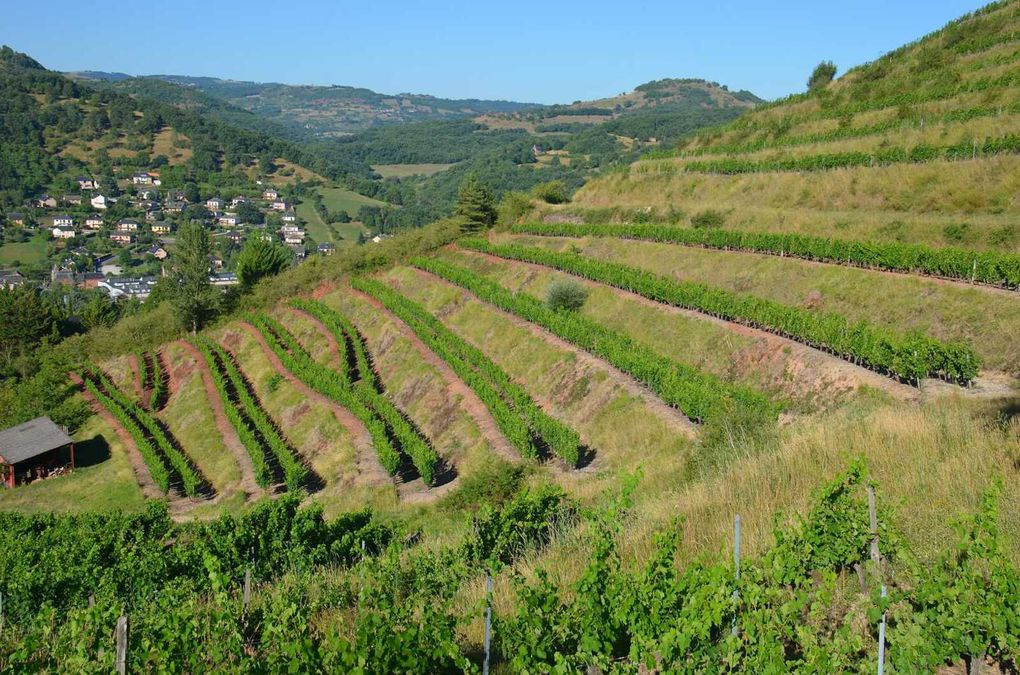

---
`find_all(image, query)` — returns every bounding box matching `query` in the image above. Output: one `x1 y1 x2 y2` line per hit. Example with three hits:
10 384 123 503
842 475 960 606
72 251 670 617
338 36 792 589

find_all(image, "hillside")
1 3 1020 671
78 71 539 136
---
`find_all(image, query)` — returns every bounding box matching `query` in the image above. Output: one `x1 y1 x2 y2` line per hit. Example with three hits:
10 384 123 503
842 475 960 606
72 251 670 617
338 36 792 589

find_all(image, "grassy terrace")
436 248 906 412
213 324 386 516
160 343 245 501
380 266 693 474
495 233 1020 373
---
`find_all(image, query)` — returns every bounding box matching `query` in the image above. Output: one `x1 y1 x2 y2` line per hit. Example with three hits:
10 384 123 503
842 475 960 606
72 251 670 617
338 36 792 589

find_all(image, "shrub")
691 209 727 229
530 180 568 205
808 61 838 91
546 280 589 312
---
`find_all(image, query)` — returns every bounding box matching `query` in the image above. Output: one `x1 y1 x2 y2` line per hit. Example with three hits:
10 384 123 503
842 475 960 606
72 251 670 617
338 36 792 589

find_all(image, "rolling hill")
2 2 1020 670
75 71 540 137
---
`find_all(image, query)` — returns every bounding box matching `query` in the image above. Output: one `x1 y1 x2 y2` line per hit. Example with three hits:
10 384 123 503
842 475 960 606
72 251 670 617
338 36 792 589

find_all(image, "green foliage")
169 222 218 333
462 484 572 570
530 180 568 204
235 235 290 290
249 313 403 479
193 337 307 491
0 285 56 379
546 279 589 312
513 221 1020 289
455 175 497 233
674 133 1020 175
496 191 533 227
467 238 980 384
690 209 728 229
808 61 838 91
81 367 202 495
290 299 440 485
353 277 582 466
412 253 775 425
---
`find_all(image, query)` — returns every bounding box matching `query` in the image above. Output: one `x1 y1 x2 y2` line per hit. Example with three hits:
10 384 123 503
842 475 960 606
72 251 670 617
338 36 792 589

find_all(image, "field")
0 232 49 266
293 185 388 244
371 163 455 178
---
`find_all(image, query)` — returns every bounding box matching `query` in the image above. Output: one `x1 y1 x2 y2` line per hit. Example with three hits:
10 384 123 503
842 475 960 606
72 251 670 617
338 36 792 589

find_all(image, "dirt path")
171 341 264 501
462 249 924 403
341 290 521 463
71 373 165 501
126 352 147 402
236 321 392 489
405 268 697 439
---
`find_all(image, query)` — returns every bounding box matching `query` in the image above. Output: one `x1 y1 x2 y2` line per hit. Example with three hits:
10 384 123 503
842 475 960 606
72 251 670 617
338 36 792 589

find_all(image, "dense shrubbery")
410 255 776 424
463 239 980 384
546 279 589 312
2 465 1016 671
512 221 1020 289
352 278 582 465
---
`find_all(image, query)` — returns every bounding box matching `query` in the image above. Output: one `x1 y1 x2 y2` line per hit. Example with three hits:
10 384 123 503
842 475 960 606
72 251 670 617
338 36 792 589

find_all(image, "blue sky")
6 1 986 103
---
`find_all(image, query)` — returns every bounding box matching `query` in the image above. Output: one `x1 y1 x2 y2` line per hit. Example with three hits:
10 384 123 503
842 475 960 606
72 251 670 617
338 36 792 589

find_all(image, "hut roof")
0 417 74 465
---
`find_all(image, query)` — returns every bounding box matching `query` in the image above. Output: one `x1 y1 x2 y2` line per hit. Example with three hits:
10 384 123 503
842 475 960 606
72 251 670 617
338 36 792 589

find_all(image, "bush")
808 61 838 91
691 209 727 229
546 280 589 312
530 180 568 205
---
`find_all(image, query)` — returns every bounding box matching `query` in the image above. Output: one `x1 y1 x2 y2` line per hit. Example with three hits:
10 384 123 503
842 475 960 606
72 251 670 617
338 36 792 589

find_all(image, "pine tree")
236 236 290 290
455 176 497 233
170 222 217 333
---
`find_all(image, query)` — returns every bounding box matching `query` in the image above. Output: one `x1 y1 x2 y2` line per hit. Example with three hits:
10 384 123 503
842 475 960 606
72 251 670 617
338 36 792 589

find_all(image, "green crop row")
146 351 168 411
511 222 1020 289
191 339 272 488
460 239 980 384
82 369 201 496
409 257 776 424
248 314 403 480
289 300 440 485
652 102 1020 160
672 133 1020 175
351 278 582 466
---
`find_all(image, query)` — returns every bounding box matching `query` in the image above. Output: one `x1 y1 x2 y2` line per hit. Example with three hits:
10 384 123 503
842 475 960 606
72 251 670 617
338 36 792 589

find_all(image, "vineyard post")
869 485 888 675
483 572 493 675
732 514 741 637
243 568 252 618
115 614 128 675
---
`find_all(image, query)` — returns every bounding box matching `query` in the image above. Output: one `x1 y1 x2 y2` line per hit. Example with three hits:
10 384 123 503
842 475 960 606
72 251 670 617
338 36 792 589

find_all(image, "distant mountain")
71 73 542 137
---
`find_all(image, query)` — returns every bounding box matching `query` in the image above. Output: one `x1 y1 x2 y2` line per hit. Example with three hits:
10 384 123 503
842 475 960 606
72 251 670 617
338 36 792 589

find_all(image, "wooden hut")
0 417 75 487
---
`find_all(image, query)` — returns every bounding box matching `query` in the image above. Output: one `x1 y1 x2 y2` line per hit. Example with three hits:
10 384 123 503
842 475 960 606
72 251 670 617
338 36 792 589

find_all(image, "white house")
132 172 154 185
281 211 297 223
85 215 104 229
51 226 76 240
117 219 140 231
206 197 225 210
52 214 73 227
219 213 241 227
270 200 288 211
261 188 279 201
91 194 110 210
110 231 134 244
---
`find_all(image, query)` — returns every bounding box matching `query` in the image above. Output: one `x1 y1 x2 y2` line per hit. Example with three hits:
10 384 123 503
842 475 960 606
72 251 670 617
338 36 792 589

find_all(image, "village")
0 171 340 299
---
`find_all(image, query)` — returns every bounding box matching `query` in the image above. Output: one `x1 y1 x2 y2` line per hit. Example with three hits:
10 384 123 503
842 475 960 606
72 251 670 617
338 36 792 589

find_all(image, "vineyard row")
409 256 777 425
350 278 582 466
459 239 980 384
510 222 1020 289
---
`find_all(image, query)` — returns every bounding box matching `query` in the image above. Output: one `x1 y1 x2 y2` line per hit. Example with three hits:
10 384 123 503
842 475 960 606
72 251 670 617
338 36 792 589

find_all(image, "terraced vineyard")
3 2 1020 670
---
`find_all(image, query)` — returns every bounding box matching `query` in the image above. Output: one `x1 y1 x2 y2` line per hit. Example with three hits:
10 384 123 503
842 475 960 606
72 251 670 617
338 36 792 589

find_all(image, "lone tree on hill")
236 236 290 290
170 221 217 333
455 175 497 233
808 61 838 91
